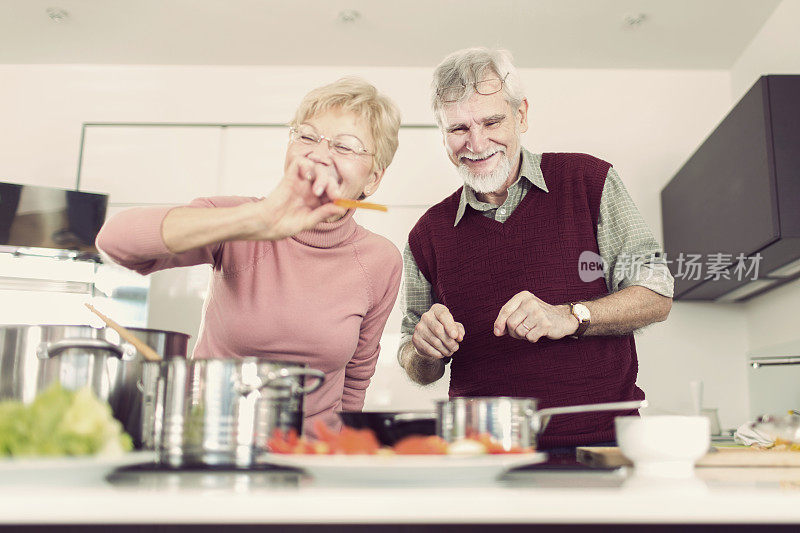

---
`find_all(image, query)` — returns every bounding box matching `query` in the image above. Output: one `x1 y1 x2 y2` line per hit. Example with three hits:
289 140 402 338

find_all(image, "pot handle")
244 367 325 396
531 400 649 434
37 338 126 360
391 412 438 423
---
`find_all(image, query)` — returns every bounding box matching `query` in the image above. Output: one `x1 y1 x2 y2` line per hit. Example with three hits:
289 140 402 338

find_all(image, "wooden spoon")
85 303 162 362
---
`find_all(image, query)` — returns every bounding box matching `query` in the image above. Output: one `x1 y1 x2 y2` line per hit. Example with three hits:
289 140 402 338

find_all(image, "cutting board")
576 446 800 468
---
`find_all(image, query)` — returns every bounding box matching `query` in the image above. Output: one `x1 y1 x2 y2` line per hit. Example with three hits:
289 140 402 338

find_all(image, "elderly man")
398 48 674 449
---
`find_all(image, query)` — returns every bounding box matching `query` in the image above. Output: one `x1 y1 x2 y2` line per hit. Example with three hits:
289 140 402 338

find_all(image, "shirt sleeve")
342 244 403 411
597 167 675 298
95 198 223 275
397 242 437 362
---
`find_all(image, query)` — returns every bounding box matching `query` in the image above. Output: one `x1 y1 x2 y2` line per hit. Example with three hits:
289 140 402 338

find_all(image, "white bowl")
615 415 710 478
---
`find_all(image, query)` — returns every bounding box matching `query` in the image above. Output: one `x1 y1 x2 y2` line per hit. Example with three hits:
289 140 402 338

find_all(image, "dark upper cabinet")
661 75 800 302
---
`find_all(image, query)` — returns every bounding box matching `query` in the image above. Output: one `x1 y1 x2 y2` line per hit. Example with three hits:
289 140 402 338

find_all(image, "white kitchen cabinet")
79 126 222 205
79 124 460 207
216 125 461 206
369 127 462 206
748 341 800 418
147 265 211 354
216 127 288 198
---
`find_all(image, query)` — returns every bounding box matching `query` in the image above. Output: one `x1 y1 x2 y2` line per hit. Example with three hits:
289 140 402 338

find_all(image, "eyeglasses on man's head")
437 73 510 103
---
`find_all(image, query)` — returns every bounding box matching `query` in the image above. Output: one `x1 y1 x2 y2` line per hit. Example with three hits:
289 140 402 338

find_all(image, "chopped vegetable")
393 435 449 455
268 423 380 455
0 384 133 457
332 199 388 212
446 438 488 456
771 438 800 451
469 432 531 454
266 421 533 455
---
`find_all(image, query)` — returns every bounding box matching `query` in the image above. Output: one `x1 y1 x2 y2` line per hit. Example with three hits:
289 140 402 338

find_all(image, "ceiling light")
338 9 360 23
622 13 646 28
46 7 69 22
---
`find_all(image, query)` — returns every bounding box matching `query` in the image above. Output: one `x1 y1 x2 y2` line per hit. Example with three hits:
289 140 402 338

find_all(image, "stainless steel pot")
156 358 324 468
436 397 647 450
0 324 189 449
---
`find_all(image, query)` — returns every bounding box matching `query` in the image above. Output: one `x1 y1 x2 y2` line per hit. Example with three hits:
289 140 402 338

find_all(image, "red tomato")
393 435 449 455
313 420 340 445
335 427 381 455
472 433 534 454
267 428 295 454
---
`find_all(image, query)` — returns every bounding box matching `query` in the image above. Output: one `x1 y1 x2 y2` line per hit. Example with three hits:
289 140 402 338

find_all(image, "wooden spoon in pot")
84 303 162 362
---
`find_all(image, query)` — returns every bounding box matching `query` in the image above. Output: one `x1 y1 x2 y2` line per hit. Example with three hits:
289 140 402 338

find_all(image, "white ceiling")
0 0 782 69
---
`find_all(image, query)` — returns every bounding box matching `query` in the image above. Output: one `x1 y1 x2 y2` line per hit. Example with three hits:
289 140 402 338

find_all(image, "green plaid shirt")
399 147 674 351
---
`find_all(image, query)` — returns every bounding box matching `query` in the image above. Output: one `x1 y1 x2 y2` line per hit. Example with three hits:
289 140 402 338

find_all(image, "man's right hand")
412 303 466 359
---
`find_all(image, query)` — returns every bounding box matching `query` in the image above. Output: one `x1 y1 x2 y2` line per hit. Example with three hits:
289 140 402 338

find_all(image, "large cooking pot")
156 357 324 468
436 397 648 450
0 324 189 449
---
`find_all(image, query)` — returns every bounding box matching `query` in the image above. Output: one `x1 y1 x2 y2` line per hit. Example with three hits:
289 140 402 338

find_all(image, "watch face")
573 304 591 322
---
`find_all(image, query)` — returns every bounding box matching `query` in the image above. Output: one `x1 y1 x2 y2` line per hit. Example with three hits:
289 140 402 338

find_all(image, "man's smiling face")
441 88 528 194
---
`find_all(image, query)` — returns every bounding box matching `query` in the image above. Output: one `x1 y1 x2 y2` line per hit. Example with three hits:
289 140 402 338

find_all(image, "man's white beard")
457 151 512 194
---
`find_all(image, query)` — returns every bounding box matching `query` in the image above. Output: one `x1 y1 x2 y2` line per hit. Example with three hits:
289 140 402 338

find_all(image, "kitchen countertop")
2 451 800 528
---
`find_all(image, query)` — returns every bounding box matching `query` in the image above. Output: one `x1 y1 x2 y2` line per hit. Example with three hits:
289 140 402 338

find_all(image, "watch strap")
569 302 590 338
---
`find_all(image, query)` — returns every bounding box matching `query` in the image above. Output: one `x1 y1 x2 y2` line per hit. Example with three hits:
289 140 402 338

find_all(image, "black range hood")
661 75 800 302
0 181 108 261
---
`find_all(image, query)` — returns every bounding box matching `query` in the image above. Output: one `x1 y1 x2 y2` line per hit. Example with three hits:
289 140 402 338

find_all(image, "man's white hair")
430 47 526 127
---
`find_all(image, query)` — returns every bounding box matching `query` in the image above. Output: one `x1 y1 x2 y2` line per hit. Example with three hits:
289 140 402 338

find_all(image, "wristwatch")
569 302 591 339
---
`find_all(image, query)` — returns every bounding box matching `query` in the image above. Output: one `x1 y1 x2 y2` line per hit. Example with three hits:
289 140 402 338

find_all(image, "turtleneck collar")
292 209 358 249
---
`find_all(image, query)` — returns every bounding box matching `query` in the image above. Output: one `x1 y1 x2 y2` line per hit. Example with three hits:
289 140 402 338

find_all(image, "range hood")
0 181 108 261
660 75 800 302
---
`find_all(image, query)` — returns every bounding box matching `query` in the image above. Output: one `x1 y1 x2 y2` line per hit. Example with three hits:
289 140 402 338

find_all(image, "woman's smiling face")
285 107 383 202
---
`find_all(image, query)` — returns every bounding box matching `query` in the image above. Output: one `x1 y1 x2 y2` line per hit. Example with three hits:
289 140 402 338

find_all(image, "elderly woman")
96 77 402 436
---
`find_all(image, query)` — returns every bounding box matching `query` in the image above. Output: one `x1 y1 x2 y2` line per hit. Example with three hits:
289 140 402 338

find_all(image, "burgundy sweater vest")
408 153 644 449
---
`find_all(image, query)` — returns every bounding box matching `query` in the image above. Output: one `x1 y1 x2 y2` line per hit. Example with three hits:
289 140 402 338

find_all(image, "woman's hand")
160 158 348 253
246 157 347 241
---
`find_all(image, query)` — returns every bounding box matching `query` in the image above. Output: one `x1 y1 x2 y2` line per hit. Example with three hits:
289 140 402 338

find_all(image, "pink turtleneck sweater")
96 196 402 437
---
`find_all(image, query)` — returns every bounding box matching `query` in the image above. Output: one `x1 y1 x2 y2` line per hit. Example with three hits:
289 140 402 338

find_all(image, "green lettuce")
0 384 133 457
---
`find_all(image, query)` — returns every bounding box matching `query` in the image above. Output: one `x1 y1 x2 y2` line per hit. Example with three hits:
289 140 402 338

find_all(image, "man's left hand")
494 291 579 342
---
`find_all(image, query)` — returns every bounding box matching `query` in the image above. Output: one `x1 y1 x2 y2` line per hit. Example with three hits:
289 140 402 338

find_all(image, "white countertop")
2 452 800 525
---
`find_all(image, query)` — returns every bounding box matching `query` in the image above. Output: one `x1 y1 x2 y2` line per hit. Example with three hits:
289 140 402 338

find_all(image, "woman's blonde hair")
290 77 401 173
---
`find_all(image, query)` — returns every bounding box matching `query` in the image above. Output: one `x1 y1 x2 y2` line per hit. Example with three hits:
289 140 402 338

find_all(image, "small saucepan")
340 398 645 449
436 397 648 450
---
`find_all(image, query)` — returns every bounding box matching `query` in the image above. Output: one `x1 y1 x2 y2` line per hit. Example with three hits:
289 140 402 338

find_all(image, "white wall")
720 0 800 419
1 63 754 426
729 0 800 356
730 0 800 101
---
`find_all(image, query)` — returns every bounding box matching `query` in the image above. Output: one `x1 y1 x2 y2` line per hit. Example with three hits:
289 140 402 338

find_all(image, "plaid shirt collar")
454 147 549 226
